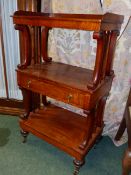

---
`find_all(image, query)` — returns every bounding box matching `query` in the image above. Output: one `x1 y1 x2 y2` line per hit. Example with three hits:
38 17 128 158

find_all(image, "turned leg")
73 159 85 175
19 88 32 143
20 129 29 143
20 88 32 119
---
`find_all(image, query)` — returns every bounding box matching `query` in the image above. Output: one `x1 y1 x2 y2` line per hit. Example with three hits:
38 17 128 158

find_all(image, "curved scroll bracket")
41 27 52 62
87 30 120 91
87 31 104 90
15 24 31 69
105 30 120 76
95 95 108 128
79 108 95 150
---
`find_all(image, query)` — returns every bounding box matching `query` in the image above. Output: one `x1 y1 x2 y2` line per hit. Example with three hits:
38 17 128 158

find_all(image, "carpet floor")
0 114 127 175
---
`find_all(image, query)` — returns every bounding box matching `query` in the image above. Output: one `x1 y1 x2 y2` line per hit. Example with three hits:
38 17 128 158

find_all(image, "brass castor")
73 159 85 175
20 130 29 143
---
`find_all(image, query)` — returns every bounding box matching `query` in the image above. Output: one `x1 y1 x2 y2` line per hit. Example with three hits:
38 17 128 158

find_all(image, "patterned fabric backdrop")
42 0 131 145
47 0 102 116
48 0 102 70
102 0 131 145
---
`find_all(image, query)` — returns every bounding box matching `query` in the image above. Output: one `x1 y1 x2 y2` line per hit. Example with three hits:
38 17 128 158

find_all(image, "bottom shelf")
20 104 102 160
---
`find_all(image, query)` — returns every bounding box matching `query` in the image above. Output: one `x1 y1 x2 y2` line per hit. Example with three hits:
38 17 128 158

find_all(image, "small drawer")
17 73 90 109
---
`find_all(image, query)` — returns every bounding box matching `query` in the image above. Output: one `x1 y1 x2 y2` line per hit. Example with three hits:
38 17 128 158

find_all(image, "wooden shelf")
20 104 102 160
13 11 124 31
17 61 93 92
21 104 87 149
17 61 112 110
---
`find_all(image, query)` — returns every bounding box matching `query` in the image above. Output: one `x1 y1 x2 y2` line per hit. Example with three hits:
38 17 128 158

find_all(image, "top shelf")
13 11 124 31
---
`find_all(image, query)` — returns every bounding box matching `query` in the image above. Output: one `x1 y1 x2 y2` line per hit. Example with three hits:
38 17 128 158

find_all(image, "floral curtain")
41 0 131 145
102 0 131 145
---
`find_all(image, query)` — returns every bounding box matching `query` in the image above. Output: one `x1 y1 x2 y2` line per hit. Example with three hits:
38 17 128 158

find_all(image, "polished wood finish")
13 11 123 31
17 0 42 115
15 25 32 69
16 62 113 110
115 88 131 175
17 0 41 12
0 99 24 116
13 11 123 90
13 11 123 174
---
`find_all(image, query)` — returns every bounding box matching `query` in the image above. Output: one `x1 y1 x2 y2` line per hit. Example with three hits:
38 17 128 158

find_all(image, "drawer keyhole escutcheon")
27 80 31 88
67 94 73 103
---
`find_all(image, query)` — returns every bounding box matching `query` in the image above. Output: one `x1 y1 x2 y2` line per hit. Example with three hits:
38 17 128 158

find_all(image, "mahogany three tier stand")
13 11 123 174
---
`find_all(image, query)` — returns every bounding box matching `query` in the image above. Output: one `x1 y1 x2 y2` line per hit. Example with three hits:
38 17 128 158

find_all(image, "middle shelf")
17 61 112 110
17 61 93 92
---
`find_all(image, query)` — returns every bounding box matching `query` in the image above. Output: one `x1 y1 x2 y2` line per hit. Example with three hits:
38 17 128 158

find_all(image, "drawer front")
17 74 90 109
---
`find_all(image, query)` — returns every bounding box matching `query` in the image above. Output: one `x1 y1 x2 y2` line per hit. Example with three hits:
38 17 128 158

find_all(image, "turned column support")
79 108 95 150
105 30 120 76
15 24 31 69
87 31 104 90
